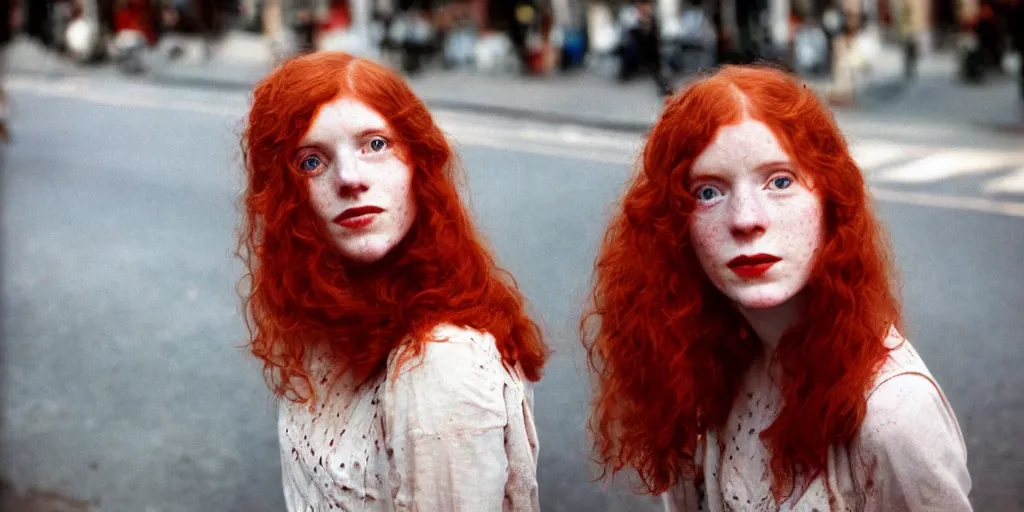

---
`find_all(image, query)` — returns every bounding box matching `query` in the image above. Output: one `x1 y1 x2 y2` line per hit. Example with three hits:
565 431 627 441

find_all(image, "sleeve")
384 328 513 512
854 373 973 512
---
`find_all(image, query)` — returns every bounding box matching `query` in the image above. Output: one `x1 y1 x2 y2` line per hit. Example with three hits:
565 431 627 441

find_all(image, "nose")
334 151 367 197
728 186 768 238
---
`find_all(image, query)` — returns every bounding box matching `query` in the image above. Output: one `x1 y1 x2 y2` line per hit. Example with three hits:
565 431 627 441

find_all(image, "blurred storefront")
23 0 1003 83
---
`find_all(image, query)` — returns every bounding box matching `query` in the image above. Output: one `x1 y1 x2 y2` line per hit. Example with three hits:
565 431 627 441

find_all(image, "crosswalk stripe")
874 150 1019 183
849 140 929 171
871 187 1024 217
981 167 1024 195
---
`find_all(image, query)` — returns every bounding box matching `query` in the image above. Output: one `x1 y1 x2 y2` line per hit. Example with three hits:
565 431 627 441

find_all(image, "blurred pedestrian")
190 0 228 61
113 0 158 45
0 0 11 142
261 0 287 63
292 0 317 54
976 2 1003 73
1009 0 1024 101
618 0 671 96
22 0 54 48
828 6 862 105
821 3 845 77
896 0 919 82
238 51 548 511
582 65 972 511
508 0 537 74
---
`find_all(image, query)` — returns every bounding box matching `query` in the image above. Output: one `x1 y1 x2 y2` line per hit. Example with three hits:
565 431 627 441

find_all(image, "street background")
3 0 1024 511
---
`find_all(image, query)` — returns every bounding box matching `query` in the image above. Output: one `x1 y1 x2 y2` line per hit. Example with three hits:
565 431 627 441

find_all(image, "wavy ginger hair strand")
581 65 902 502
238 52 548 403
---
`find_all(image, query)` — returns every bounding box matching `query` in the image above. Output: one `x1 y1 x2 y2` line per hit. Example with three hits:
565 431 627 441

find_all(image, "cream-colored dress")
278 324 541 511
663 329 972 512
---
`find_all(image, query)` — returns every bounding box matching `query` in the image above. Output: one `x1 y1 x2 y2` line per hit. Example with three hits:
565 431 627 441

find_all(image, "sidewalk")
6 31 1016 132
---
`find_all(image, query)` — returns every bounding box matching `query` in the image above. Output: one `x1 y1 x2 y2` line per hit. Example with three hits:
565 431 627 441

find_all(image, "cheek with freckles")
690 211 729 265
689 215 734 295
774 197 825 267
307 176 336 222
388 175 416 232
352 183 414 261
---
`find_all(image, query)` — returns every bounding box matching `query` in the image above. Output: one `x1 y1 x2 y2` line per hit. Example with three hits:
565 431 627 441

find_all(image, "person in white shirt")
238 51 549 511
581 64 972 512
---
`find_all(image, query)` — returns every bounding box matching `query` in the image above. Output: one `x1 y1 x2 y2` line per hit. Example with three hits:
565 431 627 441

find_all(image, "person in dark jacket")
23 0 54 47
1 0 11 142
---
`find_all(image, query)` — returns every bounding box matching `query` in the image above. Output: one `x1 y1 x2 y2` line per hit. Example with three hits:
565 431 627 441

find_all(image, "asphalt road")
2 74 1023 512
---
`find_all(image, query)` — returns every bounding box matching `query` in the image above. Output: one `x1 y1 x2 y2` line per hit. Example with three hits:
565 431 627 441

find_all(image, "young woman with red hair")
581 65 972 511
238 51 548 511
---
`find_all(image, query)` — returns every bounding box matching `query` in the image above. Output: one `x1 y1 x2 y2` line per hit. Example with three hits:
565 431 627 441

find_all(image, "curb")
11 62 662 131
421 98 656 133
9 59 908 134
137 70 903 133
150 71 259 93
139 70 659 132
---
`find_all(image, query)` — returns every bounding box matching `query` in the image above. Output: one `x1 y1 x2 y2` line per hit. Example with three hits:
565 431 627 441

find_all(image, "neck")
737 292 807 356
339 239 411 285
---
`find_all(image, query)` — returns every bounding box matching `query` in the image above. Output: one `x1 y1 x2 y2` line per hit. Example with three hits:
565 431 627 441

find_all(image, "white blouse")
278 324 541 511
663 329 973 512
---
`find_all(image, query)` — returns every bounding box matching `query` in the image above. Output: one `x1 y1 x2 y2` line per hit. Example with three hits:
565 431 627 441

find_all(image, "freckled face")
688 120 824 310
297 97 416 264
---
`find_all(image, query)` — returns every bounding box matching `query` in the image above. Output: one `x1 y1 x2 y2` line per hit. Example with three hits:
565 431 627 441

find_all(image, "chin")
728 284 800 311
335 240 393 265
332 227 413 266
345 252 389 265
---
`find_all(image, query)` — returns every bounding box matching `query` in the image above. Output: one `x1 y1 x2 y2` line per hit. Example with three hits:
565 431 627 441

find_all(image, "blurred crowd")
2 0 241 71
2 1 1023 82
1 0 1023 139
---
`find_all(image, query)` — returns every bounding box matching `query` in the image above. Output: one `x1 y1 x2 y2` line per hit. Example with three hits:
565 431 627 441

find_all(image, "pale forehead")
691 119 790 174
301 97 388 145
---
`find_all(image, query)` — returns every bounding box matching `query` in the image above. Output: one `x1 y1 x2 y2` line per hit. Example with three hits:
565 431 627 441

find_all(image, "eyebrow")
300 124 394 147
754 160 794 172
353 126 392 139
690 159 793 181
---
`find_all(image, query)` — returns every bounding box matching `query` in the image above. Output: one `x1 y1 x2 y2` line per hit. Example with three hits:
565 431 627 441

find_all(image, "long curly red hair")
581 65 902 501
238 52 548 403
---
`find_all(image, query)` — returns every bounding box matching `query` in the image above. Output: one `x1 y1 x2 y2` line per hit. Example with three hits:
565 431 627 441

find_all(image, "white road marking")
448 133 633 166
871 187 1024 218
849 140 928 171
875 149 1019 183
981 167 1024 195
8 76 247 117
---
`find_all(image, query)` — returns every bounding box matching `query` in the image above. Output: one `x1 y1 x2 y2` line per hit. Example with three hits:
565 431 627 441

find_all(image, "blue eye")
368 137 388 152
695 185 721 202
770 176 793 189
300 155 322 172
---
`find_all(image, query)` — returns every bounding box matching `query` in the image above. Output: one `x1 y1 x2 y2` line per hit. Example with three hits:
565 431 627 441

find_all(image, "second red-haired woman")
581 65 972 511
239 51 548 511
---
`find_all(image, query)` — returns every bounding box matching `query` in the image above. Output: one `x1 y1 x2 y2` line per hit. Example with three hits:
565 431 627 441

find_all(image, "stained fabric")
278 324 541 511
663 329 972 512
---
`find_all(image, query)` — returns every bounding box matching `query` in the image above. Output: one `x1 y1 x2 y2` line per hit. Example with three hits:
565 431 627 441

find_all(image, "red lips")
727 253 780 279
334 206 384 229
